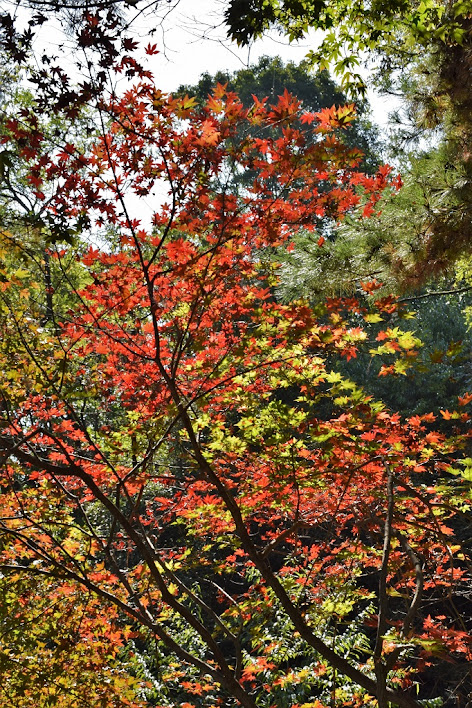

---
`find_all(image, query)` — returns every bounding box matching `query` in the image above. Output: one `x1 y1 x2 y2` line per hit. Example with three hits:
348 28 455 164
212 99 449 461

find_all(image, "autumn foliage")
0 70 471 708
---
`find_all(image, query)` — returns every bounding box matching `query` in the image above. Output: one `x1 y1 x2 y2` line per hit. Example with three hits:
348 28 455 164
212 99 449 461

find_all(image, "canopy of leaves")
223 0 471 94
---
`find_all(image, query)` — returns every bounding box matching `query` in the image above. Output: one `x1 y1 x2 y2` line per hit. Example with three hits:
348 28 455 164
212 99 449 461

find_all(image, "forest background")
0 1 472 707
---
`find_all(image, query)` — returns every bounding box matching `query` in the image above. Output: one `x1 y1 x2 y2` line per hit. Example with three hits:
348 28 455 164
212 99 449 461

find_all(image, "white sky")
129 0 398 132
148 0 319 91
24 0 397 132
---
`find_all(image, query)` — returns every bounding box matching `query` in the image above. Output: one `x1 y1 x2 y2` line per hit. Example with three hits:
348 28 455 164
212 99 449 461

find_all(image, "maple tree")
0 66 471 708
